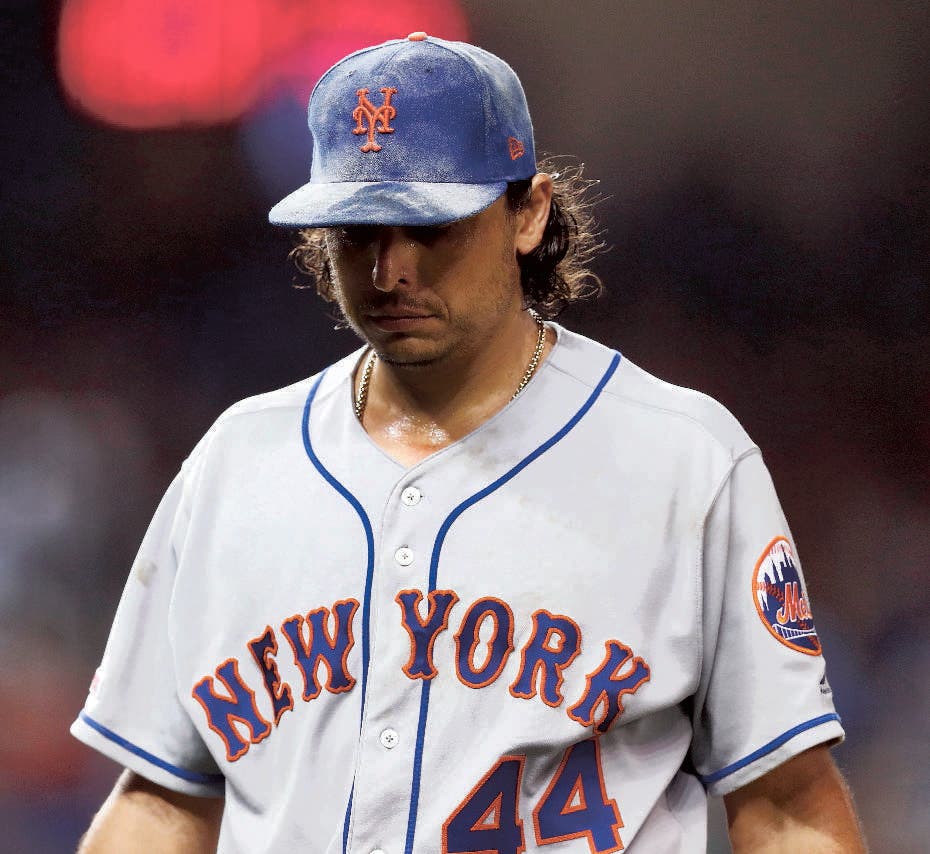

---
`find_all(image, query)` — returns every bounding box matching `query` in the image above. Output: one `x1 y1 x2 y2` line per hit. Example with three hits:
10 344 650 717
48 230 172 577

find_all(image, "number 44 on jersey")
443 738 624 854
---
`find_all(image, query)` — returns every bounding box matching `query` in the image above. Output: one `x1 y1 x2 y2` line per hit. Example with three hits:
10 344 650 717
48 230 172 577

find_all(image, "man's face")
325 194 524 367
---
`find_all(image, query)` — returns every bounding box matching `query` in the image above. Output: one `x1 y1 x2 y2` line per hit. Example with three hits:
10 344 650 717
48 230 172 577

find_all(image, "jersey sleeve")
690 449 844 796
70 467 225 797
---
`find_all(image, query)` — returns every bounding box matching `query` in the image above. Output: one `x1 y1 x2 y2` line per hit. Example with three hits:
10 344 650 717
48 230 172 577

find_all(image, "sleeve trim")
699 713 842 785
79 712 225 786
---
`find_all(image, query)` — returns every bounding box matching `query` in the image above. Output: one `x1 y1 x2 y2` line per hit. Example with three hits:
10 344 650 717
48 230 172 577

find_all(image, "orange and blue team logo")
752 536 822 656
352 86 397 152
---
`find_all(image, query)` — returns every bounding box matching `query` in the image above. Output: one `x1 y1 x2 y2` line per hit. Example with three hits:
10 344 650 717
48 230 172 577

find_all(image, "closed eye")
405 224 453 245
330 223 455 248
334 225 378 246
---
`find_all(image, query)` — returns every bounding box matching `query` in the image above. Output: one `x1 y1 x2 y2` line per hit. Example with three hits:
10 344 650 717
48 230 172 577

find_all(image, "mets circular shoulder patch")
752 536 821 656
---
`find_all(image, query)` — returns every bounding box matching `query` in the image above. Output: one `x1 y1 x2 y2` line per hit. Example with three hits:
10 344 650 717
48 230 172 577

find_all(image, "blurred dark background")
2 1 928 850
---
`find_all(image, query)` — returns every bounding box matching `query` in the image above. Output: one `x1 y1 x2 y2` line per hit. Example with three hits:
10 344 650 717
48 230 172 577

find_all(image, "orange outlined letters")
567 640 650 735
192 658 272 762
443 755 526 854
533 738 624 853
280 599 359 701
397 589 459 680
454 597 515 689
247 625 295 726
510 610 582 707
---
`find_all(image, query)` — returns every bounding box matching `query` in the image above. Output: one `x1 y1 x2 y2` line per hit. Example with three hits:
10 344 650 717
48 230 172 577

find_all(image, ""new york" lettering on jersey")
191 590 651 762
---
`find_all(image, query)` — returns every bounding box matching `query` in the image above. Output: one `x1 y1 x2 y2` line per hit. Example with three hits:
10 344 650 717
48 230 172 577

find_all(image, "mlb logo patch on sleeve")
752 536 822 656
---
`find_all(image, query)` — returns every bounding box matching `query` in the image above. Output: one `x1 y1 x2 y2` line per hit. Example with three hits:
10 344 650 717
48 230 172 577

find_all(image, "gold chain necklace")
354 315 547 421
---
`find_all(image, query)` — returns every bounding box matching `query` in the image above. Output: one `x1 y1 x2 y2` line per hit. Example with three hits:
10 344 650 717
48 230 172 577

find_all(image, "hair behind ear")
508 158 604 318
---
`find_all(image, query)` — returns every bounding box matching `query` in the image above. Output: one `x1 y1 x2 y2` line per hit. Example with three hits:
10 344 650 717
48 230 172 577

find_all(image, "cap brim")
268 180 508 227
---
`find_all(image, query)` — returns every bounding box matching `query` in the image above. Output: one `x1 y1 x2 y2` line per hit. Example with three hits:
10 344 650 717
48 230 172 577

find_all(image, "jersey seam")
693 446 763 722
544 357 606 392
600 386 756 462
703 447 763 523
205 388 318 430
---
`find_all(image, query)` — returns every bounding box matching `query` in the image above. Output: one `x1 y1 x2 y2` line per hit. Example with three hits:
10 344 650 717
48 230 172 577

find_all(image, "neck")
356 310 552 464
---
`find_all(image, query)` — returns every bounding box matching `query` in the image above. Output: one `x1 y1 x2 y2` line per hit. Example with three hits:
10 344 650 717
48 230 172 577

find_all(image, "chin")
373 337 449 368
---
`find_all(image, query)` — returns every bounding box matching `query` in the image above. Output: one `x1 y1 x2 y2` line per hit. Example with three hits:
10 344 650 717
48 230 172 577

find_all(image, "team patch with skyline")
752 536 822 656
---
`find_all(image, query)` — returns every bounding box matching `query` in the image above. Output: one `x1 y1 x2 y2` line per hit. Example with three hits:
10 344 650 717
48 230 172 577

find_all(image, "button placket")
395 485 420 570
349 477 435 853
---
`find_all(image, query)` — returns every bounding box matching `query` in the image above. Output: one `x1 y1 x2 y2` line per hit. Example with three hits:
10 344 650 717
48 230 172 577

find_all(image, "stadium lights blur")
57 0 469 129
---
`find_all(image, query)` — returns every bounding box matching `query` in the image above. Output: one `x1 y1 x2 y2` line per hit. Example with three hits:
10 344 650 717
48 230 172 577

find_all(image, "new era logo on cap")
268 33 537 227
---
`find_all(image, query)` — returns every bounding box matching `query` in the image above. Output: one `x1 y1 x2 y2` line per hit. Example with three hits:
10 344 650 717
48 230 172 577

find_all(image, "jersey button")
380 728 399 749
394 546 414 566
401 486 422 506
370 849 386 854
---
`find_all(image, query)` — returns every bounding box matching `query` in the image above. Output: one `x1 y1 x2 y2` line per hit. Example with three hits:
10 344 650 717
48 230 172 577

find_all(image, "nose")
371 227 415 292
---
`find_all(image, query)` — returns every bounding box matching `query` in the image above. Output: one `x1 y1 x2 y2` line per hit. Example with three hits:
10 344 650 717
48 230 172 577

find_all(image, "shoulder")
550 324 757 463
607 356 756 461
181 347 362 476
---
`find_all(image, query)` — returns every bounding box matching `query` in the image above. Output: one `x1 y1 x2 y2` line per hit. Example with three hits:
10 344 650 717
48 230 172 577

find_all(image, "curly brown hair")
289 157 604 319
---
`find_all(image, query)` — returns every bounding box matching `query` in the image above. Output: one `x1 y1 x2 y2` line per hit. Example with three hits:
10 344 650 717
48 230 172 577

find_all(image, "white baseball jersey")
72 324 843 853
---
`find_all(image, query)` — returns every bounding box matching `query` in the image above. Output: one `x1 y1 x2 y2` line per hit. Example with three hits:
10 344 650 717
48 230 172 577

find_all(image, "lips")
366 303 434 318
368 311 433 319
366 311 437 332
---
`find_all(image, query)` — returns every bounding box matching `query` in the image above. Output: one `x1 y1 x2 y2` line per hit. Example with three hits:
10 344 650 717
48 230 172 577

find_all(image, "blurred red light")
58 0 470 129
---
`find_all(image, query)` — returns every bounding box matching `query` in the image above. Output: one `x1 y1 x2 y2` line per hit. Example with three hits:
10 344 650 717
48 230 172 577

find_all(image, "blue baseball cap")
268 33 537 227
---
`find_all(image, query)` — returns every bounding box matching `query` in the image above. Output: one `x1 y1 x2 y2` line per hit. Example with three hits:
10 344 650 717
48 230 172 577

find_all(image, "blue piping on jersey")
343 785 355 853
404 351 623 854
79 712 225 786
699 713 842 786
302 371 376 854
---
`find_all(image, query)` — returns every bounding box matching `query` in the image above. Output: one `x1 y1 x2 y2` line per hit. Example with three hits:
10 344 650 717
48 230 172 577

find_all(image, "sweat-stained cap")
268 33 537 227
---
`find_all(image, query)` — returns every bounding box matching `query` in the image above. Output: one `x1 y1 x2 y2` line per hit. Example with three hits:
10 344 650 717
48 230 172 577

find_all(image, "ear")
514 173 554 256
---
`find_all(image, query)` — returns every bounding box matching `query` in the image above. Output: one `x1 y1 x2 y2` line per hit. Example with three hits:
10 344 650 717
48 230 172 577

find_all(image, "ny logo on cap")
352 87 398 152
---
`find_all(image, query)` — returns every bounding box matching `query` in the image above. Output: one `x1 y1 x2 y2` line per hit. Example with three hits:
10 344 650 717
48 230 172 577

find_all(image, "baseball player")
72 34 865 853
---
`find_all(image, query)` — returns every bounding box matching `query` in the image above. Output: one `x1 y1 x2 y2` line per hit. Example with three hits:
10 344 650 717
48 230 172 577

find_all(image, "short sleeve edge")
700 713 845 796
71 712 225 797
